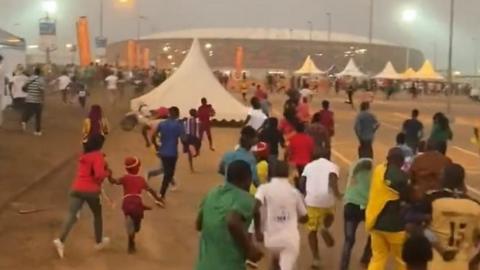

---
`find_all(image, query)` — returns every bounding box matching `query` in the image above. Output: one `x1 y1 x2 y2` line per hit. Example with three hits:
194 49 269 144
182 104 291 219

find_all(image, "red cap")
125 156 141 175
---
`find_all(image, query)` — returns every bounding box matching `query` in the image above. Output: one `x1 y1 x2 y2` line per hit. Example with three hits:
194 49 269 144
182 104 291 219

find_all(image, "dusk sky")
0 0 478 72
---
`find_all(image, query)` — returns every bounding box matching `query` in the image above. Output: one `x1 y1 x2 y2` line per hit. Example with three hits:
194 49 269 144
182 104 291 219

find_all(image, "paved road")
0 90 478 270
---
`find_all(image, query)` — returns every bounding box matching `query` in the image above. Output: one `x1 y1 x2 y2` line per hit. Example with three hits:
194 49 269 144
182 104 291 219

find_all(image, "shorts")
122 196 146 233
182 135 201 153
306 207 334 232
266 244 299 270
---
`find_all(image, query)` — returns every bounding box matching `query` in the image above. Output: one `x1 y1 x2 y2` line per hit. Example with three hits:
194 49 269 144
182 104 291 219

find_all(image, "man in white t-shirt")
244 97 267 131
300 83 313 100
52 71 71 103
105 72 119 104
11 71 28 110
254 161 308 270
301 148 342 269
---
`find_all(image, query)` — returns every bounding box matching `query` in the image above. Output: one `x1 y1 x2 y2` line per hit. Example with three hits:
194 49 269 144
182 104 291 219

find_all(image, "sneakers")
246 260 259 269
311 258 322 269
21 122 26 131
53 239 65 259
34 131 42 136
94 237 111 251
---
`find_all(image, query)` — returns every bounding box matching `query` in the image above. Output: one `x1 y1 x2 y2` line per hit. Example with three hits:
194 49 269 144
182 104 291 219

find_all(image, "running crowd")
46 77 480 270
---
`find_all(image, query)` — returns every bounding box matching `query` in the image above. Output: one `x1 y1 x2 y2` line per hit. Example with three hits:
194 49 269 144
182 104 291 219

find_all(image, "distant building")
106 28 424 76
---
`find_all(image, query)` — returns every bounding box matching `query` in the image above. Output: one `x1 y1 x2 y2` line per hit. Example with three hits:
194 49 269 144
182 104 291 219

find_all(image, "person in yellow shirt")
82 105 109 143
366 147 408 270
250 142 270 194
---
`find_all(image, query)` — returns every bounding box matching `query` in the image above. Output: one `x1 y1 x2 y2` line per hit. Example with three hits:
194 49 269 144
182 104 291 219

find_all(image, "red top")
198 104 215 124
72 151 110 193
120 174 147 195
254 89 267 100
288 133 314 166
279 119 295 137
296 102 311 123
318 109 335 136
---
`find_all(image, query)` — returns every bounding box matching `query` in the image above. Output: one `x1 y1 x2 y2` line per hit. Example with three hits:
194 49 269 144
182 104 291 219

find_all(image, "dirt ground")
1 87 480 270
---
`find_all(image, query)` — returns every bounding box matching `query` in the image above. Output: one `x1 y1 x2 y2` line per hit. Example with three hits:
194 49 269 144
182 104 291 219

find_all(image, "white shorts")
265 244 299 270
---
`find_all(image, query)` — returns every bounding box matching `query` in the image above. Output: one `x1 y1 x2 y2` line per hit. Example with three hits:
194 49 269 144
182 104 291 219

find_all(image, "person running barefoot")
53 134 111 259
183 109 202 172
198 97 216 151
300 148 342 269
108 156 164 253
254 161 308 270
196 160 263 270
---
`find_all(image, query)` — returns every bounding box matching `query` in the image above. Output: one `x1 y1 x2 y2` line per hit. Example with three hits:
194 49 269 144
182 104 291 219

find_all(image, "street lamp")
326 12 332 42
42 0 57 17
401 8 417 70
307 21 313 41
368 0 374 43
446 0 455 114
205 43 212 49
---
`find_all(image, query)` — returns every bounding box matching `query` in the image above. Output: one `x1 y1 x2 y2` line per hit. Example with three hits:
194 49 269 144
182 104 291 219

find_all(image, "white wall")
0 47 26 77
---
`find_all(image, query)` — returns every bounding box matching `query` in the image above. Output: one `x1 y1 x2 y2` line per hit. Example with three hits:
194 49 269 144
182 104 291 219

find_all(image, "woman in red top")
287 123 314 187
108 156 163 253
53 134 110 259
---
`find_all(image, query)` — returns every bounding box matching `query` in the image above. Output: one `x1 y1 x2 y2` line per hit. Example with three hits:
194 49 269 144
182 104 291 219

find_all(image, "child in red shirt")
109 156 163 253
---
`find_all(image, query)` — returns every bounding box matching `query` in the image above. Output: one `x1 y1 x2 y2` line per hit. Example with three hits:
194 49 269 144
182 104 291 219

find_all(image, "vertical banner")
76 16 92 67
143 48 150 69
127 40 137 69
235 46 244 79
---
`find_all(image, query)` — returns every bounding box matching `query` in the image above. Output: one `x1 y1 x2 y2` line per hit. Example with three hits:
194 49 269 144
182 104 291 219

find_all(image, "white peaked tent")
294 55 324 74
336 58 366 77
131 39 248 121
374 61 403 80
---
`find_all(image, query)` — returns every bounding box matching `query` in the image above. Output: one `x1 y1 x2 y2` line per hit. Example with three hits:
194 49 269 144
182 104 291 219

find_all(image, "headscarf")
88 105 103 138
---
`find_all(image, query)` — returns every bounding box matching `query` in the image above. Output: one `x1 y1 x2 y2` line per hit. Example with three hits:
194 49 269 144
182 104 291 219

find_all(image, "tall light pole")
99 0 104 37
368 0 374 43
433 42 438 69
473 38 478 76
401 8 417 70
446 0 455 114
307 21 313 41
326 12 332 42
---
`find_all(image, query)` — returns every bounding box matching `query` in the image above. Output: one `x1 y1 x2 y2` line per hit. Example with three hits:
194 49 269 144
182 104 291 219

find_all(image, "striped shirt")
25 76 46 104
184 117 200 138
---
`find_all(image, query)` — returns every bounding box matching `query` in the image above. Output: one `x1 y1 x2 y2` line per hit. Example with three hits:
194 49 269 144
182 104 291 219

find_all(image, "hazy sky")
0 0 478 72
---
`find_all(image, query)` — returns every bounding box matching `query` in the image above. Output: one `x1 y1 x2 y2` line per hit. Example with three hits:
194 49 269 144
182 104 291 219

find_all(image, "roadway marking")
331 149 352 165
380 121 400 131
452 146 479 158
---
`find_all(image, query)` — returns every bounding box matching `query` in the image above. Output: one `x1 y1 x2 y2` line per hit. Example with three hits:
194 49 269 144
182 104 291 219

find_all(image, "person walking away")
402 233 433 270
354 102 379 159
108 156 164 253
82 105 110 144
53 134 111 258
183 109 202 172
419 164 480 270
254 161 308 270
318 100 335 138
218 126 259 188
402 109 424 153
300 83 313 100
196 160 263 270
429 112 452 155
307 113 331 160
296 96 311 123
345 78 357 108
105 71 119 104
340 158 373 270
197 97 216 151
150 106 185 200
51 70 71 104
365 147 409 270
244 97 267 131
22 67 46 136
300 148 342 269
67 76 88 109
409 139 452 201
396 133 415 170
259 117 285 165
248 142 270 194
287 123 314 188
10 70 28 112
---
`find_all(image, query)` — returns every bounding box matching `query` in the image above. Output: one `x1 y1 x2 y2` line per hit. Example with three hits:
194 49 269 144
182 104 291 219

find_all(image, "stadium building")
106 28 424 76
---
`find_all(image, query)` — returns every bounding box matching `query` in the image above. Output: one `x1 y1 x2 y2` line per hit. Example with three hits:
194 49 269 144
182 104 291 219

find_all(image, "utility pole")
433 42 437 69
368 0 374 43
326 12 332 42
307 21 313 41
446 0 455 114
99 0 104 37
473 38 478 75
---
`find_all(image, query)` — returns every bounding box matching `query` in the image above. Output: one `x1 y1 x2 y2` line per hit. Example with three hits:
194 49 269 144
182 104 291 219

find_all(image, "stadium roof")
143 28 395 46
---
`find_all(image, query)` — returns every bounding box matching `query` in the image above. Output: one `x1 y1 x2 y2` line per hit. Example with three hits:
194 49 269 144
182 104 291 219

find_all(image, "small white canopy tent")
131 39 248 121
294 55 324 75
374 61 403 80
336 58 366 77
